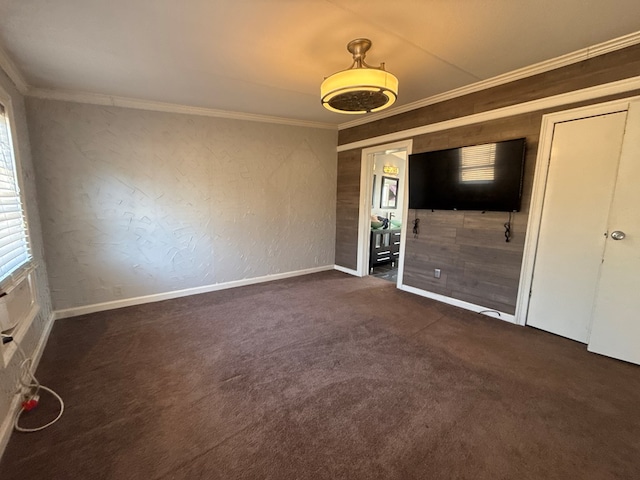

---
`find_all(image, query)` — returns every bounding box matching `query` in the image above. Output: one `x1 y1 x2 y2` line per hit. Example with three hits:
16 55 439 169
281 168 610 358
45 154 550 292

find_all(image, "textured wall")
26 99 337 311
0 70 52 434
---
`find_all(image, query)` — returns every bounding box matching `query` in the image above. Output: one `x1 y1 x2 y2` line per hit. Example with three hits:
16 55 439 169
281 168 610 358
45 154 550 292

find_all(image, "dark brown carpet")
1 271 639 479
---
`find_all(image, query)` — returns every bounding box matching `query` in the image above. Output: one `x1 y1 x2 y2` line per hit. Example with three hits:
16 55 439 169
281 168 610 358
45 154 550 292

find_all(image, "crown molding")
0 44 29 95
27 88 337 130
2 39 334 130
5 29 640 132
587 30 640 58
338 30 640 131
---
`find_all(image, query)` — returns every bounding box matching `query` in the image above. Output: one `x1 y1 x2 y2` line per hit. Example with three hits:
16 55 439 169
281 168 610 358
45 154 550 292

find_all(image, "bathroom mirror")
380 176 399 209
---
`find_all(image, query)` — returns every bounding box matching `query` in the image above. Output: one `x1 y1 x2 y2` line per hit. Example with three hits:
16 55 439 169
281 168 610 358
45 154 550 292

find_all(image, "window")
0 94 37 366
0 102 32 291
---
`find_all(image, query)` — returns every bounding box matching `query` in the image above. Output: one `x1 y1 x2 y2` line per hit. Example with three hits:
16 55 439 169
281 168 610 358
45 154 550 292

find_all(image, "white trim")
514 97 636 326
337 76 640 153
338 31 640 130
396 146 412 289
0 45 28 95
334 265 359 276
587 31 640 58
27 87 337 130
357 140 413 278
399 284 516 324
53 265 334 320
0 310 55 461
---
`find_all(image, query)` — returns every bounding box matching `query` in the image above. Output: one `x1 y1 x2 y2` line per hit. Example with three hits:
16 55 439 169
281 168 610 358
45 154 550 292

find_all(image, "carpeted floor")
1 271 639 479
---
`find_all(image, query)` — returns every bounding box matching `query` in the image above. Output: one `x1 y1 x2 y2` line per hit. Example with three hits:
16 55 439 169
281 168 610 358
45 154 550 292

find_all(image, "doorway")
516 97 640 365
356 140 413 284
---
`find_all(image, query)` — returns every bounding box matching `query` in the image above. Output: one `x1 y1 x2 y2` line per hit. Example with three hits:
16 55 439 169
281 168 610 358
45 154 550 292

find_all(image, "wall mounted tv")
408 138 526 212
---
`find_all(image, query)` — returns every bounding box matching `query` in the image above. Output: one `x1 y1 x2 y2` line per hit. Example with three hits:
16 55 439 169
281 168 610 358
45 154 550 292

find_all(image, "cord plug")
22 395 39 412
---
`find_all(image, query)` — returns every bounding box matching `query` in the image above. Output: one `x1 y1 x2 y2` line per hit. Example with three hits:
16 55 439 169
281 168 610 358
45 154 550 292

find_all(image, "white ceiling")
1 0 639 127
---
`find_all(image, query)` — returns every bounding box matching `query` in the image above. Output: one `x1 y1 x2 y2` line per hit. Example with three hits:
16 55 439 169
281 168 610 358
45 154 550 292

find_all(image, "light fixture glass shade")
321 38 398 115
321 69 398 114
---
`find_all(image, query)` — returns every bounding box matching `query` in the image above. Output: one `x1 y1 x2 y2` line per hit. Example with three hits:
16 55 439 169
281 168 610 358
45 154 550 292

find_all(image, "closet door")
526 112 627 342
588 102 640 365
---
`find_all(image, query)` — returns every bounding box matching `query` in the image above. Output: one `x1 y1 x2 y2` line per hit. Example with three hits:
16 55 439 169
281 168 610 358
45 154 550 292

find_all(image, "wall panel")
26 99 338 310
334 149 361 270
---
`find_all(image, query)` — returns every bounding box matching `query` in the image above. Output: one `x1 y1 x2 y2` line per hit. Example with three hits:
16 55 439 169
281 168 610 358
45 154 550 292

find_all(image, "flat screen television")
408 138 526 212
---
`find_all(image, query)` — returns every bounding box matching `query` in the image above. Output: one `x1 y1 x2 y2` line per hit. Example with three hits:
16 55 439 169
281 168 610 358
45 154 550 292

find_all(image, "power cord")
504 212 513 243
1 333 64 432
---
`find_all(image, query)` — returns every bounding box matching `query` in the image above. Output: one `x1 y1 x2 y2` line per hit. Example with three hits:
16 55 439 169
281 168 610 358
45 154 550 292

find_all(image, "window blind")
0 104 32 289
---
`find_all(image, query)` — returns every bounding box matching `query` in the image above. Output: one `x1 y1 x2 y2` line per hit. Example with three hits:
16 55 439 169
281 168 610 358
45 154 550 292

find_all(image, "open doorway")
356 140 413 285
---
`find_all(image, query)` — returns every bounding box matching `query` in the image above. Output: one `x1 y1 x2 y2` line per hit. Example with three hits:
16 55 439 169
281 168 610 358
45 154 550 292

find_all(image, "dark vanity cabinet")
370 228 401 272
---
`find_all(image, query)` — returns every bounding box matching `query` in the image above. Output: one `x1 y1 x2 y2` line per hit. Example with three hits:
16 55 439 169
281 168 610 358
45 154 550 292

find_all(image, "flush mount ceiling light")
321 38 398 115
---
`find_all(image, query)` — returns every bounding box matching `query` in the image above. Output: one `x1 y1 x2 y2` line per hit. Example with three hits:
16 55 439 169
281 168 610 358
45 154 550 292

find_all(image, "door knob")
611 230 626 240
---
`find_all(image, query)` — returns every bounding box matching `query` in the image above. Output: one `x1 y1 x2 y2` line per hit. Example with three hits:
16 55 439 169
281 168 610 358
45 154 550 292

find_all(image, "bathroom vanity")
370 228 401 272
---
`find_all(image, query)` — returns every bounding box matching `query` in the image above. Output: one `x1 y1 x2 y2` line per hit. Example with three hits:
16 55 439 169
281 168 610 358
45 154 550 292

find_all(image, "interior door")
526 111 627 342
588 102 640 364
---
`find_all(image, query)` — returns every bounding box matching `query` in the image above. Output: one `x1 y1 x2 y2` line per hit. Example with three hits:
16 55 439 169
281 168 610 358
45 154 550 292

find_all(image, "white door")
588 102 640 364
526 112 627 342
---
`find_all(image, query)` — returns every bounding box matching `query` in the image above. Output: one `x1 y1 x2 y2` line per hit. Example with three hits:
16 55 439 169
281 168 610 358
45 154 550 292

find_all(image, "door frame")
356 139 413 282
514 95 640 326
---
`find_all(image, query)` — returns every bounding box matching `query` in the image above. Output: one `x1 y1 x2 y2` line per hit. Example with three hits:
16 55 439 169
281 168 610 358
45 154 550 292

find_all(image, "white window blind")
0 104 31 288
459 143 496 183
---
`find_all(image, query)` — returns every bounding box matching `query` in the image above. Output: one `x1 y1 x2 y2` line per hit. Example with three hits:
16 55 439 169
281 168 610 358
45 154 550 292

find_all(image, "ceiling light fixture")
321 38 398 115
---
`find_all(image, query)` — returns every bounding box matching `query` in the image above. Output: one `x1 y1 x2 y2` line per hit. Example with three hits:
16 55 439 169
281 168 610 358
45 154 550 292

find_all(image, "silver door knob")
611 230 626 240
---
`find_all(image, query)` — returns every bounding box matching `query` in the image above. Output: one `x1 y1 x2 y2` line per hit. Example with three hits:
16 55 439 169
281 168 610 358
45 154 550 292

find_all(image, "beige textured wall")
26 99 337 311
0 70 52 436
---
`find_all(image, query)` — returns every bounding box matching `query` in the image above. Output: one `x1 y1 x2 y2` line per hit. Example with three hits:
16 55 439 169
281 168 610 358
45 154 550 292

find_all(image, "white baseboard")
399 283 517 324
333 265 360 276
0 310 56 461
54 265 335 320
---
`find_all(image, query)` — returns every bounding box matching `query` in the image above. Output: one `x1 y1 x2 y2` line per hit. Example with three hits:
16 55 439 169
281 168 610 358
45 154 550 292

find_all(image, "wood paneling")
334 149 361 270
339 44 640 146
403 114 538 314
404 208 526 314
334 44 640 313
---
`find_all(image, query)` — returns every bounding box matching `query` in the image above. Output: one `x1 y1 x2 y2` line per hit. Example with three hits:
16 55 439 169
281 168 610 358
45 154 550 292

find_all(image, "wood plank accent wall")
335 149 361 270
404 114 539 314
333 43 640 313
338 44 640 146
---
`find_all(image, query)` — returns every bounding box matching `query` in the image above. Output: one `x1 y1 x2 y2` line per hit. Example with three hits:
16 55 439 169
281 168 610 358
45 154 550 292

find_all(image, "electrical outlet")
113 286 123 297
434 269 441 279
